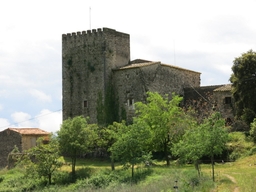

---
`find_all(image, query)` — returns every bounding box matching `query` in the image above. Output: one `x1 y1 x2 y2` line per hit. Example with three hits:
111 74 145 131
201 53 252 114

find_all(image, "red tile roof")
7 128 50 135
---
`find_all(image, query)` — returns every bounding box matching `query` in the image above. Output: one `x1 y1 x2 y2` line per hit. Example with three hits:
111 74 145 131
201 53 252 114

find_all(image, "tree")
173 112 228 181
135 92 186 166
97 121 127 170
230 50 256 125
57 116 98 178
173 123 204 177
110 119 152 178
203 112 228 182
21 136 64 185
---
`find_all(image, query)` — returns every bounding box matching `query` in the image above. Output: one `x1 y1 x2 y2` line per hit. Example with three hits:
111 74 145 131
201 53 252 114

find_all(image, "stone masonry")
62 27 201 124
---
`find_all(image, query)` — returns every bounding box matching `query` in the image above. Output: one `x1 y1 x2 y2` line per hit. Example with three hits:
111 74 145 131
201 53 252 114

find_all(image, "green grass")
1 155 256 192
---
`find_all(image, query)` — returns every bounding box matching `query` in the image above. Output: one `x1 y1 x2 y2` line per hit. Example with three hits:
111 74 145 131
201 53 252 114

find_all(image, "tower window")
225 97 231 104
127 99 135 110
84 100 88 108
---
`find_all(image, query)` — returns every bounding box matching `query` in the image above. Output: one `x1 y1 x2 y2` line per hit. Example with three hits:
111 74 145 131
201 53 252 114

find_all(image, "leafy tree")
174 112 228 181
110 119 152 178
21 136 64 185
203 112 228 181
97 121 127 170
57 116 98 178
173 124 203 177
230 50 256 125
135 92 186 166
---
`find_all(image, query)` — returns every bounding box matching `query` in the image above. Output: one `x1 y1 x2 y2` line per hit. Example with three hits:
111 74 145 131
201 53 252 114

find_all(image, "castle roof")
117 59 201 74
5 128 50 135
213 84 232 92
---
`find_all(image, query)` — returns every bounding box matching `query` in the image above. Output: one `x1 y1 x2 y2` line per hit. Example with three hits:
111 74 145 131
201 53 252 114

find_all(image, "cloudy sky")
1 0 256 133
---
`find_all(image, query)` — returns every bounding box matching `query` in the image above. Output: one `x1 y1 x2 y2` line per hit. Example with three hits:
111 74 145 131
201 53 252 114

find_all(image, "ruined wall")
0 130 22 168
62 28 130 123
213 91 234 123
113 63 201 122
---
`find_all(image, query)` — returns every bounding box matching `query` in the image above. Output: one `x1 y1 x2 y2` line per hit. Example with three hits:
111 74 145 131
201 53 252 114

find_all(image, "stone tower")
62 28 130 123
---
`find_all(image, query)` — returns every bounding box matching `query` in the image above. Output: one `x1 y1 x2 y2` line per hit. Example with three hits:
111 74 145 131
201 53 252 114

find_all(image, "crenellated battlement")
62 27 129 41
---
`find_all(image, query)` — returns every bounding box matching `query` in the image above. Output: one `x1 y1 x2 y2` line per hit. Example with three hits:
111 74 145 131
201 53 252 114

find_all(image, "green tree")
21 136 64 185
230 50 256 125
110 119 152 178
57 116 98 178
97 121 127 170
174 112 228 181
135 92 186 166
203 112 228 182
173 123 203 177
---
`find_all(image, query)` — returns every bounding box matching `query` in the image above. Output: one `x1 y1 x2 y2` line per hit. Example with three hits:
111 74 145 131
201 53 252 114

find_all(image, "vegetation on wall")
96 79 121 127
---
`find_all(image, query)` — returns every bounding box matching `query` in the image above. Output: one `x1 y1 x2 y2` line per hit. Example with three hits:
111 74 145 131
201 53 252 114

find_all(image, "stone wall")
183 85 234 122
0 129 22 168
213 90 234 123
62 28 130 123
113 63 201 122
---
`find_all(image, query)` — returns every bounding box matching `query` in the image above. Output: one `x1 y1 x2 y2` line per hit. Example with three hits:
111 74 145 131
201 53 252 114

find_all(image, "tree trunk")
131 164 134 178
211 154 215 182
72 156 76 179
194 160 201 177
111 157 115 171
164 141 170 166
48 173 51 185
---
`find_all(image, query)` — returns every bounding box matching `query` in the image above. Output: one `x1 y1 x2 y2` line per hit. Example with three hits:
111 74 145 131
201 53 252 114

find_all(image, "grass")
1 155 256 191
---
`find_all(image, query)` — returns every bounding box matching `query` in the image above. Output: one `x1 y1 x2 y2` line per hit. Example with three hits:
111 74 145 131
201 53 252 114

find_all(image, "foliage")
173 124 203 176
110 119 152 178
20 136 64 185
227 132 255 160
249 118 256 143
230 49 256 125
98 121 127 170
7 145 21 169
135 92 189 166
201 112 228 181
96 79 120 127
58 116 98 178
174 112 228 181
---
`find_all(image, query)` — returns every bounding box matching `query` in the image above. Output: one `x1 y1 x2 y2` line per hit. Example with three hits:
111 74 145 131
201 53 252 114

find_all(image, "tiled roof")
117 60 201 74
213 84 232 92
118 61 160 70
7 128 50 135
161 63 201 74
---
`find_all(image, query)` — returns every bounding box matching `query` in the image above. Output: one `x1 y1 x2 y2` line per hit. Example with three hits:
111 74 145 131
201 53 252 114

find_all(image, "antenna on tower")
173 40 176 65
89 7 91 30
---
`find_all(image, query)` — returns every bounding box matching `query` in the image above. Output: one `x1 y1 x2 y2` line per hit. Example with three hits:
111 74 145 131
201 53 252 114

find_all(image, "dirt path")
223 174 239 192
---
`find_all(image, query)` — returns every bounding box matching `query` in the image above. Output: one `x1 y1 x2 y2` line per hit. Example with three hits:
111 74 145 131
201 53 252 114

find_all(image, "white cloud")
2 109 62 133
0 118 10 131
11 111 35 127
35 109 62 134
29 89 52 103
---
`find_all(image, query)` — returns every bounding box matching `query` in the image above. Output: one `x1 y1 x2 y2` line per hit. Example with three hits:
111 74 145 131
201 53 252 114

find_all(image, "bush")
250 118 256 143
53 171 73 185
227 132 255 160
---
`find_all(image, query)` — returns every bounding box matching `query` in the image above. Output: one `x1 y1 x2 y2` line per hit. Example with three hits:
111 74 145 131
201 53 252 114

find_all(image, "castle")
62 27 234 125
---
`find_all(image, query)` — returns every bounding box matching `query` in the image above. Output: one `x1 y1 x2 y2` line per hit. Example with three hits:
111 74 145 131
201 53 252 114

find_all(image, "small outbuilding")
0 128 50 168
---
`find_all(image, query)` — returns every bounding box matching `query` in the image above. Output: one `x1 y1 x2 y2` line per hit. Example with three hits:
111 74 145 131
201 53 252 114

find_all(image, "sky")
1 0 256 133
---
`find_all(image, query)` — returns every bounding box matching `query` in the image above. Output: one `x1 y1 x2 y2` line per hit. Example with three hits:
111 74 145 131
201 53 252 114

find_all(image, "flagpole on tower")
89 7 91 30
